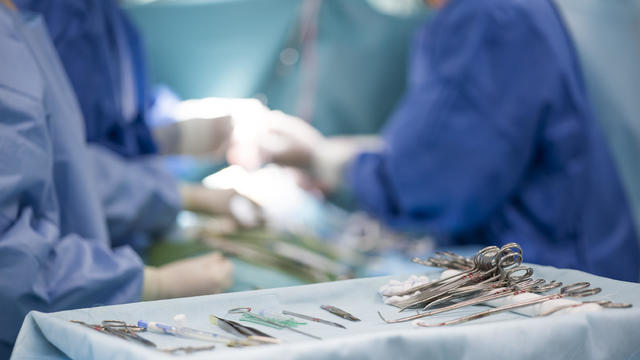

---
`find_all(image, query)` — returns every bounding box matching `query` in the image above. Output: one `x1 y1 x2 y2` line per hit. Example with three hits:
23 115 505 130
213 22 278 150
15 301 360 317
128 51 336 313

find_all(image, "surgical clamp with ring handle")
395 245 526 311
71 320 219 354
416 282 602 327
379 275 562 324
71 320 156 348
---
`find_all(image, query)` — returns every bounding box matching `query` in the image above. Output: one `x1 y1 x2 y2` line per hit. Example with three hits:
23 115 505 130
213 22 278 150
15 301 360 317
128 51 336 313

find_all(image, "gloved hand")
228 110 324 170
142 252 233 300
180 183 264 228
153 114 233 159
153 97 270 159
228 111 383 191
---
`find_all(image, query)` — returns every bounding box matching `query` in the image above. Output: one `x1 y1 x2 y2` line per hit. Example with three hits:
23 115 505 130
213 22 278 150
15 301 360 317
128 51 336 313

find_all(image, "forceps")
228 307 322 340
421 264 538 310
283 310 346 329
403 244 521 299
70 320 156 348
397 245 503 298
101 320 156 348
396 246 525 311
416 282 601 327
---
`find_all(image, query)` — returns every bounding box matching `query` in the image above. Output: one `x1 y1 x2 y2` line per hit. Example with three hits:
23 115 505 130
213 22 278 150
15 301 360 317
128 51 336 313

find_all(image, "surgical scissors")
408 244 520 297
396 245 503 298
412 250 474 270
417 265 536 312
70 320 156 348
395 246 525 311
416 282 601 327
379 278 561 324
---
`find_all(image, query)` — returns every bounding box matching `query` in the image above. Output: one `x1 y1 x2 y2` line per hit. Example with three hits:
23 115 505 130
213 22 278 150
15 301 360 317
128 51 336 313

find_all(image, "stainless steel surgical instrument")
538 300 632 317
395 244 525 311
320 305 361 321
416 282 601 327
282 310 346 329
379 278 562 324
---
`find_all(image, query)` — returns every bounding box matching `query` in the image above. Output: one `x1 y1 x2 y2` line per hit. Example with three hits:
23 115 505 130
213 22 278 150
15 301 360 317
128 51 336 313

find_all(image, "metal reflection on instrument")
283 310 346 329
416 282 602 327
320 305 361 322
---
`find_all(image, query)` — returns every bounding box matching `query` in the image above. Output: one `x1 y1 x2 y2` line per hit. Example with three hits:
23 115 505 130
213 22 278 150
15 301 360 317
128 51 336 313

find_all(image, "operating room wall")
123 0 429 136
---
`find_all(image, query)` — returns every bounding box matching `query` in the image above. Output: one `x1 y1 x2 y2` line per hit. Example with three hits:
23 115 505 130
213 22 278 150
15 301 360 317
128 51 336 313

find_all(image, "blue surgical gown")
15 0 181 249
349 0 640 281
0 7 143 357
15 0 156 157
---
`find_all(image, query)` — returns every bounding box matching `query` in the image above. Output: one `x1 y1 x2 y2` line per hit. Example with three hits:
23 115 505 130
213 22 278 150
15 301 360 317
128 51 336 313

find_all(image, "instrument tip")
377 311 389 323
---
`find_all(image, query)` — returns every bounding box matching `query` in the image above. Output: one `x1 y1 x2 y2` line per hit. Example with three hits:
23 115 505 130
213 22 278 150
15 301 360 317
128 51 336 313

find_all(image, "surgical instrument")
159 345 216 354
138 320 241 346
379 278 562 324
416 282 601 327
395 246 525 311
209 315 280 344
102 320 157 348
397 244 520 300
320 305 361 321
412 250 474 270
228 308 322 340
70 320 157 348
538 300 632 317
282 310 346 329
419 265 539 311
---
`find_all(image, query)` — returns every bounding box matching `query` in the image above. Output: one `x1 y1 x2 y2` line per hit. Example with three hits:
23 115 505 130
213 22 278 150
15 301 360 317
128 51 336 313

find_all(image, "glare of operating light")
202 165 319 233
202 165 249 191
366 0 426 16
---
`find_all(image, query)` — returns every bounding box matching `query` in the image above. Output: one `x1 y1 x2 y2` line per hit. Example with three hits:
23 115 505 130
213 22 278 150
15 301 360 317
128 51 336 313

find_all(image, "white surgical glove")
142 252 233 300
180 183 263 228
228 110 383 191
228 110 324 170
310 136 383 190
155 97 271 159
153 113 233 158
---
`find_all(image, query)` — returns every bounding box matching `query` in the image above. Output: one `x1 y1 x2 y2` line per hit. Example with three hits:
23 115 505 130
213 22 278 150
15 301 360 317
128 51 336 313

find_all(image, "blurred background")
120 0 640 290
120 0 446 291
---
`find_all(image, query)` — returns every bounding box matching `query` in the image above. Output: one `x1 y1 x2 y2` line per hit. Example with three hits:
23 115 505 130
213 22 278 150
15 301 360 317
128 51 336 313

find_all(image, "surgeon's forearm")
179 182 236 216
311 135 384 191
142 253 233 301
153 116 232 158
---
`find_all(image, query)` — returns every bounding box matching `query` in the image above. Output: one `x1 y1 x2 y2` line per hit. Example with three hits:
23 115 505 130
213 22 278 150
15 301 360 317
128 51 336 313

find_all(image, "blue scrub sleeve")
349 2 554 236
87 145 181 246
0 90 144 350
15 0 159 157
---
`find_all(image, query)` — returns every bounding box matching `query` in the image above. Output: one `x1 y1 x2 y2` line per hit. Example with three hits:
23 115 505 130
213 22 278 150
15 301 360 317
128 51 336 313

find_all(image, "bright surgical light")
202 165 325 234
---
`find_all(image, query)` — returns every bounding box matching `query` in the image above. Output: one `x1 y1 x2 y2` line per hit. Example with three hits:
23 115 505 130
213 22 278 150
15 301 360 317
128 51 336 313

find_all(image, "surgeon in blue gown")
13 0 258 252
236 0 640 281
0 2 233 356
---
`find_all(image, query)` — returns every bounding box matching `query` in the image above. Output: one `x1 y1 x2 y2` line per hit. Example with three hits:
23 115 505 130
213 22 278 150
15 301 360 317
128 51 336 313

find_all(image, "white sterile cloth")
12 265 640 360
